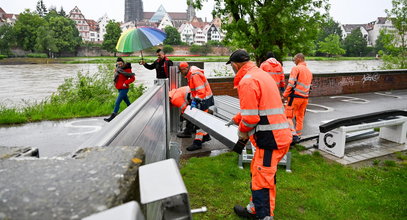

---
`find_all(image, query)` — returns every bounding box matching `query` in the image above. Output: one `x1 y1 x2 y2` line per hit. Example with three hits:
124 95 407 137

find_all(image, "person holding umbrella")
139 49 173 79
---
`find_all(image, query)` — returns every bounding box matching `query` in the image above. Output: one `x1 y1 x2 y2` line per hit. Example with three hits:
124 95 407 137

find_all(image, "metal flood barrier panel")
79 79 170 164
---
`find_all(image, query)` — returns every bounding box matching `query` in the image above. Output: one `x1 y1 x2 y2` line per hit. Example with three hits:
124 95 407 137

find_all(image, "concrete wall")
208 69 407 97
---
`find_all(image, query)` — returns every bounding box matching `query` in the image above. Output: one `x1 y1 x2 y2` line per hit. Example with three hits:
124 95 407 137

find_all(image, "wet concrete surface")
0 117 107 157
0 89 406 158
303 89 407 137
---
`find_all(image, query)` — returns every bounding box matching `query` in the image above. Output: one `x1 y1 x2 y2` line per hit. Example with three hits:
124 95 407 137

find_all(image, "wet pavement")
0 117 106 157
0 89 406 159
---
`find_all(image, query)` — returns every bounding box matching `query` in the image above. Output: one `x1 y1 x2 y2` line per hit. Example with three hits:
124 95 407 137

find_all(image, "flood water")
0 60 383 107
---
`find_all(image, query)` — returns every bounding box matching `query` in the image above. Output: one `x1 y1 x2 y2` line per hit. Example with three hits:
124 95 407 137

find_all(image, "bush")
163 45 174 54
27 53 48 58
189 44 212 55
0 55 7 59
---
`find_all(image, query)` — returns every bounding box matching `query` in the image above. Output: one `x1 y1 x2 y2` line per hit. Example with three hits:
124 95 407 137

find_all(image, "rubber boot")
186 140 202 151
104 113 117 122
177 120 194 138
233 205 257 219
202 134 211 143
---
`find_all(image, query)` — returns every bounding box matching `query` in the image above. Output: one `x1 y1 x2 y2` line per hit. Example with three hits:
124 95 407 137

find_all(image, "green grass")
0 64 145 124
181 151 407 219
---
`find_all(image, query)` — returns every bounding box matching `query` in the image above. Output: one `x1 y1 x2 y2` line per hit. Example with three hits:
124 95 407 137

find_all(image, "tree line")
1 0 405 69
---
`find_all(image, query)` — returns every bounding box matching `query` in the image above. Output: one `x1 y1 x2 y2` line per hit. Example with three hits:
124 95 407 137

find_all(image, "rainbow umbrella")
115 27 166 59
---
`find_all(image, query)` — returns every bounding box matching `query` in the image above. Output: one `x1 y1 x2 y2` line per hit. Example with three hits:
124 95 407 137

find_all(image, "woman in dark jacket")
104 57 135 122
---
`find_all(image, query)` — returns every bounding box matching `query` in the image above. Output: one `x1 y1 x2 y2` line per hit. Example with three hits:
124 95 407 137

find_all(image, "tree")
318 34 345 56
193 0 329 64
13 10 47 51
0 24 15 55
315 16 343 56
58 7 66 17
34 25 57 55
381 0 407 69
102 20 122 56
317 17 343 42
36 0 47 17
47 15 81 54
343 28 368 57
163 26 181 45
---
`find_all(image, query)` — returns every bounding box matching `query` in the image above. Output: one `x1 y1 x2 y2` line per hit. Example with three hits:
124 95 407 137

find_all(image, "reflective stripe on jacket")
259 58 285 89
186 66 213 102
169 86 190 113
232 62 292 148
283 61 312 98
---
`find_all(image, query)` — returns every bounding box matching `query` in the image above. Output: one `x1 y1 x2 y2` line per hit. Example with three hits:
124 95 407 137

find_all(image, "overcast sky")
2 0 392 24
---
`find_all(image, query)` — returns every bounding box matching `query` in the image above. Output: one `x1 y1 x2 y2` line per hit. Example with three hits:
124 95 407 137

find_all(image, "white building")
158 13 173 30
366 17 396 46
97 14 110 42
69 6 91 42
340 24 371 46
178 23 194 44
203 23 222 42
193 27 206 45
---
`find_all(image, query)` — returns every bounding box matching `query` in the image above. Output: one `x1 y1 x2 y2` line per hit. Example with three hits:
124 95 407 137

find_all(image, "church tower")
186 0 196 21
125 0 144 22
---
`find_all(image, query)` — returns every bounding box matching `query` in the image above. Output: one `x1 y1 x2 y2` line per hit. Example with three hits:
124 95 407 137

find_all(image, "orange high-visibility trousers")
287 97 308 136
247 144 290 217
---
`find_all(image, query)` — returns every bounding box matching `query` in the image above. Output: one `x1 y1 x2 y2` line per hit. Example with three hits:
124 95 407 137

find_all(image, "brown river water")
0 60 383 107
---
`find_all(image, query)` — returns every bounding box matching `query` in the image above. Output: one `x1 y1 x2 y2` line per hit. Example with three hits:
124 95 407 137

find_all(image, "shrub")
0 55 7 59
27 53 48 58
163 45 174 54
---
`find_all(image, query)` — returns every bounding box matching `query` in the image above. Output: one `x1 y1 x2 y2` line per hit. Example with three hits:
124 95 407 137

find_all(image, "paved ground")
1 89 406 163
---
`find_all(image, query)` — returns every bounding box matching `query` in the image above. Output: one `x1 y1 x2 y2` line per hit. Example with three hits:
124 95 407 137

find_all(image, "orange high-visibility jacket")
169 86 190 113
283 61 313 98
260 58 285 89
232 62 292 148
186 66 213 102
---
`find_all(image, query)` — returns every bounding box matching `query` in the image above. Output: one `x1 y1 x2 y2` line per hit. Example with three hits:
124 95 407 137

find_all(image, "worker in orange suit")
283 53 313 143
225 50 292 219
260 52 285 94
178 62 214 151
169 86 195 138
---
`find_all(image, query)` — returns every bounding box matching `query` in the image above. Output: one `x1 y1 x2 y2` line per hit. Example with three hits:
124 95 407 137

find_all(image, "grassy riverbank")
0 64 145 124
181 150 407 219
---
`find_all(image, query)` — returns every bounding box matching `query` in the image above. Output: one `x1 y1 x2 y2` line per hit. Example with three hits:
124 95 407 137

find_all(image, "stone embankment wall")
74 45 231 57
208 69 407 97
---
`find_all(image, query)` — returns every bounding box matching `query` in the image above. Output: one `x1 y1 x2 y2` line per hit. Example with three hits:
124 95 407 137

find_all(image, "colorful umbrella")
115 27 167 56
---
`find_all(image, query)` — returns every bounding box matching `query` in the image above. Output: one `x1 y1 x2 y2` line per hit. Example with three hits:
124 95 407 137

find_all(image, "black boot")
202 134 211 143
104 113 117 122
177 130 192 138
233 205 257 219
186 140 202 151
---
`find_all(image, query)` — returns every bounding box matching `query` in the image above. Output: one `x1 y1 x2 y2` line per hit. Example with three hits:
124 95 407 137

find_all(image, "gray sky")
1 0 392 24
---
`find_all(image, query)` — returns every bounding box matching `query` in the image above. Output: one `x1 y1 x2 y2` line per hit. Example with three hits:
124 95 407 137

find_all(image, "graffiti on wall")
338 76 355 87
362 73 380 83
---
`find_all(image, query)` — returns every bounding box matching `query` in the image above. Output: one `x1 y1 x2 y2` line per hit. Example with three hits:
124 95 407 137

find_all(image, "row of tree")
0 5 81 56
191 0 406 68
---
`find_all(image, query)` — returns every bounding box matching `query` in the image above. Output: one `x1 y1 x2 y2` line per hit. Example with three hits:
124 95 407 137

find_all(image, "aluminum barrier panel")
79 80 169 164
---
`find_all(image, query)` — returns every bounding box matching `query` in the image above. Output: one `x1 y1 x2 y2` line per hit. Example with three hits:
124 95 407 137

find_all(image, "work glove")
190 100 197 109
225 119 235 127
238 130 249 140
232 139 249 154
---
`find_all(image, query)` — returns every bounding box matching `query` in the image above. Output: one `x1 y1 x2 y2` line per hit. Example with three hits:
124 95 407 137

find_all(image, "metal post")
164 79 171 159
